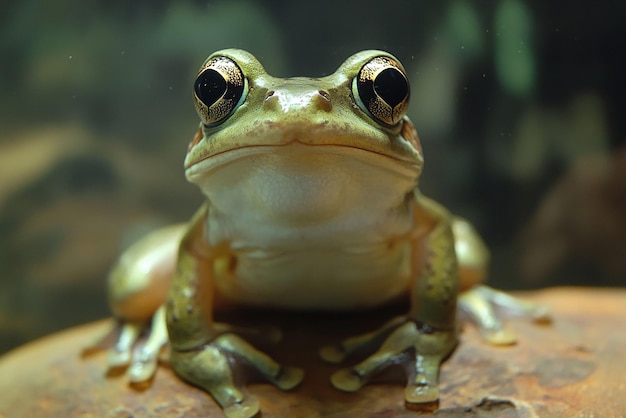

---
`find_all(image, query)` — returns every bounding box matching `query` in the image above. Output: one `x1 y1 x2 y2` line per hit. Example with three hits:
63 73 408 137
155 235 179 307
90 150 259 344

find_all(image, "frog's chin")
186 143 420 225
186 141 420 182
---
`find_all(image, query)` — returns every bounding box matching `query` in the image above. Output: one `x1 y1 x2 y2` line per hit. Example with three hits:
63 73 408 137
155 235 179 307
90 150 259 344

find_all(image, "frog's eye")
354 56 410 126
193 56 246 126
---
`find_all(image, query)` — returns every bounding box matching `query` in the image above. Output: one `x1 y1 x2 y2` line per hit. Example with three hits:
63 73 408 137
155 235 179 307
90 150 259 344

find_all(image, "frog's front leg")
322 194 459 405
166 204 303 418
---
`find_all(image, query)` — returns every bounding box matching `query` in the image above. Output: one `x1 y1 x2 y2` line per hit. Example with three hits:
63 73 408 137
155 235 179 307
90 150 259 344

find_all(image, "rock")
0 287 624 417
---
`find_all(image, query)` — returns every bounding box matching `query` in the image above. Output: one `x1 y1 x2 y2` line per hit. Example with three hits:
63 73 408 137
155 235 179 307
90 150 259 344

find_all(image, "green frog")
105 49 548 418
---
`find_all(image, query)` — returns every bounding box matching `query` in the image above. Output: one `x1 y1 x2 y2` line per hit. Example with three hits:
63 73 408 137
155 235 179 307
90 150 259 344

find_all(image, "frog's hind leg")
459 285 551 344
453 218 550 345
458 287 517 345
105 224 186 382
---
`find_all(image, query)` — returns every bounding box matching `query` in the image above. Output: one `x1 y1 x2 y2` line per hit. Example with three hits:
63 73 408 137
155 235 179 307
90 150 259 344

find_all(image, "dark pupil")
194 69 227 106
374 68 407 107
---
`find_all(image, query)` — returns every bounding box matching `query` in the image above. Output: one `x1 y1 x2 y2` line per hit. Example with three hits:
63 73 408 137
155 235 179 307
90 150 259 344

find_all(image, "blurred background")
1 0 624 354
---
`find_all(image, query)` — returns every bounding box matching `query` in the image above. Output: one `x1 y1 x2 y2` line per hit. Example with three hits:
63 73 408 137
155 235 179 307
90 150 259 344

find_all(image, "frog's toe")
460 285 551 345
327 320 456 404
223 397 260 418
530 305 552 323
404 353 444 404
128 307 169 382
170 333 301 416
319 344 347 364
212 333 303 390
106 322 142 369
479 326 517 345
105 307 169 383
171 343 254 415
331 368 365 392
128 350 159 383
404 382 439 404
459 293 516 345
320 316 409 365
272 366 304 390
107 346 132 369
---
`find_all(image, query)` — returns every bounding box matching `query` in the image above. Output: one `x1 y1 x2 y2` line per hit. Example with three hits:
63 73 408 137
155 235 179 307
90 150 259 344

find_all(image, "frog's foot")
322 318 456 405
106 306 169 383
104 308 284 387
459 285 551 345
171 334 304 418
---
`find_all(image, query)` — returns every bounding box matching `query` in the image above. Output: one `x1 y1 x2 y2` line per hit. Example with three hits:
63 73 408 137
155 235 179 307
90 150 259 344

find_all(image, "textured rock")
0 287 625 417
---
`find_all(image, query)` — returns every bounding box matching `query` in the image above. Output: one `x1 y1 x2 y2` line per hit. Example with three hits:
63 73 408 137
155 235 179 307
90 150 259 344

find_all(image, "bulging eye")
354 56 410 126
193 56 245 126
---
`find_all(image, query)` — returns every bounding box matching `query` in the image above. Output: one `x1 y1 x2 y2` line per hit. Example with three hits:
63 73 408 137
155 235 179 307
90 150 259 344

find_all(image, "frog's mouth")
185 116 423 171
185 140 422 182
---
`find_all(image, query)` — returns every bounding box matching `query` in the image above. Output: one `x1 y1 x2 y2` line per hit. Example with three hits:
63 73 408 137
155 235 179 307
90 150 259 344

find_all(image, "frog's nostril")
263 90 281 111
314 90 333 112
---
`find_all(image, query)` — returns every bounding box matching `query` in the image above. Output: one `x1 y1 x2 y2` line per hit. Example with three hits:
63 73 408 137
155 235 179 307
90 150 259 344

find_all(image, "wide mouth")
185 141 422 180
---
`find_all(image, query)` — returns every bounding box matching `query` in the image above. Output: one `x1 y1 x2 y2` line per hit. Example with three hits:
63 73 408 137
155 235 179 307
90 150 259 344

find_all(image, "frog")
104 49 549 418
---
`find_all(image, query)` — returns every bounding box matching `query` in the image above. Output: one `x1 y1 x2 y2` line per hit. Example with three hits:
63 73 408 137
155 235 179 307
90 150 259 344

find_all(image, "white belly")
216 242 411 310
196 144 419 310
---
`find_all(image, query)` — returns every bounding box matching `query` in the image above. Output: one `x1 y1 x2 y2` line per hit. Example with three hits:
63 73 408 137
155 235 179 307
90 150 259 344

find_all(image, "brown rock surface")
0 287 625 417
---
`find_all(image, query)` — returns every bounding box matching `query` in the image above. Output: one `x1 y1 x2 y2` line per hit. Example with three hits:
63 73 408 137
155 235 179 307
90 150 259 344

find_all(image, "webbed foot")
459 285 551 345
321 317 456 405
171 334 303 418
106 306 169 383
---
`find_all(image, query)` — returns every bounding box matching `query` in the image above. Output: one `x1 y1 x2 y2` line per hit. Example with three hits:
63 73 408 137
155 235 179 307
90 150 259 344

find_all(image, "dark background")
1 0 624 354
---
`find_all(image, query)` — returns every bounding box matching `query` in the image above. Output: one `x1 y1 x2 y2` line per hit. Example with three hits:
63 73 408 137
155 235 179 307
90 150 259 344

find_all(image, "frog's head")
184 49 424 222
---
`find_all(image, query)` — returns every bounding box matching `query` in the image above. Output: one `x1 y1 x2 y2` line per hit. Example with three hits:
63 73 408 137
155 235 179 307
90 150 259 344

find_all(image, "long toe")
319 344 347 364
128 354 158 383
404 382 439 404
331 368 365 392
107 347 132 368
274 366 304 390
223 397 260 418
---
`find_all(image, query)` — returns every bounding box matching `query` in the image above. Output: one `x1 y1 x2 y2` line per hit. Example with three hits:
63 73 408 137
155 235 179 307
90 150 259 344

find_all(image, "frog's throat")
186 142 420 228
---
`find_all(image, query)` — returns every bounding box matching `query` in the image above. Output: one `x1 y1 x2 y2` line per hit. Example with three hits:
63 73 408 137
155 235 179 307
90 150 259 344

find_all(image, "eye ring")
354 56 410 126
193 56 245 126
